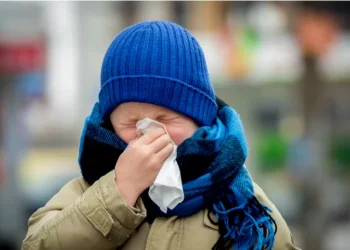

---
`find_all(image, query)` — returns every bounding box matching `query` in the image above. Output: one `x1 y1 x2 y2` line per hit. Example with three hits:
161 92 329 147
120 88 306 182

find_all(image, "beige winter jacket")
22 170 299 250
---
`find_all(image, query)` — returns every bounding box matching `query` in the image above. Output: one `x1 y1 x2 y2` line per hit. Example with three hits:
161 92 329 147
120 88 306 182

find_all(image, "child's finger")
137 128 165 145
157 143 174 162
150 134 172 153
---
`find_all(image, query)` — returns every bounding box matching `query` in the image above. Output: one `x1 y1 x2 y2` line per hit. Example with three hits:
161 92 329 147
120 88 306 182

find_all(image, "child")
23 21 299 250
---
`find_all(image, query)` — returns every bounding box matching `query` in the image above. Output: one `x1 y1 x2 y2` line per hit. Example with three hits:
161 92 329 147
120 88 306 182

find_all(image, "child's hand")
114 128 174 207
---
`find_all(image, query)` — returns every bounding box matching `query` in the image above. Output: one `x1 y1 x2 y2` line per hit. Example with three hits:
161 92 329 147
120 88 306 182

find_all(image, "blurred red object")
297 10 338 57
0 39 45 73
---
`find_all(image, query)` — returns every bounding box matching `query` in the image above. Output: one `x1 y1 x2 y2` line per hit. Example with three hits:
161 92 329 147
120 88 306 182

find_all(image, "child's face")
110 102 199 145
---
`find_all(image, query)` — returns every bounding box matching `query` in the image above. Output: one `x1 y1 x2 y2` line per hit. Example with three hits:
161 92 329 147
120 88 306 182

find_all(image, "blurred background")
0 1 349 249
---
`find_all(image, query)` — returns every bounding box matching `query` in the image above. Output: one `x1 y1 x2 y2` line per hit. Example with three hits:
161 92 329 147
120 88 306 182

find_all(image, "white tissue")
135 118 184 213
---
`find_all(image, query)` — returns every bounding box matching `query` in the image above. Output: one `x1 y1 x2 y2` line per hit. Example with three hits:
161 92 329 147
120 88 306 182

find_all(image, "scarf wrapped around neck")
78 97 277 250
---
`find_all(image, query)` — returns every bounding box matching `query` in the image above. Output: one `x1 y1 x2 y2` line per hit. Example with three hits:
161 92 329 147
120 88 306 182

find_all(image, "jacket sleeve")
253 183 301 250
22 170 147 250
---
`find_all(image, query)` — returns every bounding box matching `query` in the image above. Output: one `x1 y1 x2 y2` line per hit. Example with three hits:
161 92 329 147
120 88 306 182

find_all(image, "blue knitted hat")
99 21 217 125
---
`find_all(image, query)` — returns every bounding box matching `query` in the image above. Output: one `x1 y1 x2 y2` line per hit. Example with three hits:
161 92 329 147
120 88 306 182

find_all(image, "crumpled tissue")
135 118 184 213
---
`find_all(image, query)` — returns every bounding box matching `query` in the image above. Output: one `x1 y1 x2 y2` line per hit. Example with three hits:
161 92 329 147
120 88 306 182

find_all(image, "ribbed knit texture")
99 21 217 125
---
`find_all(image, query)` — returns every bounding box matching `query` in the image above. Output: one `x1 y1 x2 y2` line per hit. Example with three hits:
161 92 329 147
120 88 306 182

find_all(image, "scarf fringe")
210 187 277 250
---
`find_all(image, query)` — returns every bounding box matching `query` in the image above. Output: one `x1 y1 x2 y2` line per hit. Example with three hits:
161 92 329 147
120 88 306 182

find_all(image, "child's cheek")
167 127 192 146
117 128 137 144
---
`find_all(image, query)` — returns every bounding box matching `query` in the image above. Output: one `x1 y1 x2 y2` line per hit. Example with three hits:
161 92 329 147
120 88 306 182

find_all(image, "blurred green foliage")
256 132 288 171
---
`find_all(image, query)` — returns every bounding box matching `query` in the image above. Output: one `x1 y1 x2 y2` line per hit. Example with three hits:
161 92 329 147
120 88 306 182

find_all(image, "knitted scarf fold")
78 97 277 250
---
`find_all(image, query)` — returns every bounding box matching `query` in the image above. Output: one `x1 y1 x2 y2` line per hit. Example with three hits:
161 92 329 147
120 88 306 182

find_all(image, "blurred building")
0 2 349 249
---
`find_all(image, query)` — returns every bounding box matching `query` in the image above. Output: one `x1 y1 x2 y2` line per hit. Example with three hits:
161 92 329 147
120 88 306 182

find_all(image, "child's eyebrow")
157 112 180 119
121 113 138 121
156 111 174 118
128 115 138 120
156 111 165 117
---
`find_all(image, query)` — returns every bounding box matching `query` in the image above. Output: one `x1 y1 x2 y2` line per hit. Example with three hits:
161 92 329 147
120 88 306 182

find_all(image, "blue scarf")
78 98 276 250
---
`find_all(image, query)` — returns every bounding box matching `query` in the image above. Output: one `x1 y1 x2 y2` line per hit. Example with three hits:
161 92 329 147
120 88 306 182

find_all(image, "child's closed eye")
157 116 180 122
120 122 137 126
